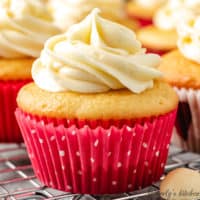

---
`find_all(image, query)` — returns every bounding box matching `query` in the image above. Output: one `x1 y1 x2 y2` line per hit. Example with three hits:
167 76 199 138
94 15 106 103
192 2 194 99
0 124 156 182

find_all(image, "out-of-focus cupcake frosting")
0 0 60 58
48 0 125 31
32 9 161 94
177 15 200 64
134 0 166 8
154 0 200 30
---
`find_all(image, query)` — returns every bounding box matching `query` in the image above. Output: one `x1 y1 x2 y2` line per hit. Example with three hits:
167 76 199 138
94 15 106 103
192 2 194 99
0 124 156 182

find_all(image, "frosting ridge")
0 0 60 58
154 0 200 30
32 9 162 94
177 15 200 64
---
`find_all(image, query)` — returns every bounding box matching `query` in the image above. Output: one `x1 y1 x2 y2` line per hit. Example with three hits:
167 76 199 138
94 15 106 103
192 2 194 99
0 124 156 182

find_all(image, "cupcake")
48 0 138 31
126 0 166 27
0 0 60 142
15 9 178 194
137 0 200 55
158 15 200 153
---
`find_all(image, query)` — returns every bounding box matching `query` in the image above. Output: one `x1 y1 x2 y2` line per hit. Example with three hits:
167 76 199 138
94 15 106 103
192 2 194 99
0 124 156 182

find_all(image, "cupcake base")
15 108 177 194
0 80 31 142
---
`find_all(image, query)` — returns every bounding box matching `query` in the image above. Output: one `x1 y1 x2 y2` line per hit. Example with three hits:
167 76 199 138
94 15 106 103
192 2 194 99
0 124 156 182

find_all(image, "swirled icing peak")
154 0 200 30
48 0 125 30
177 15 200 64
0 0 61 58
32 9 162 94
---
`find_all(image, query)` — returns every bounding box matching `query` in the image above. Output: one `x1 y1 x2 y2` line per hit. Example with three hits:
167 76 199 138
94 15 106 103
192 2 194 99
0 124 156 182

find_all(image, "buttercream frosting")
154 0 200 30
0 0 60 58
32 9 162 94
177 15 200 64
48 0 125 31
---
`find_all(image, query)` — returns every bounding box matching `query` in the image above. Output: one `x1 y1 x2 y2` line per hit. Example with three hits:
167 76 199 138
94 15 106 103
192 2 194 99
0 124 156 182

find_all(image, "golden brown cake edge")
17 81 178 120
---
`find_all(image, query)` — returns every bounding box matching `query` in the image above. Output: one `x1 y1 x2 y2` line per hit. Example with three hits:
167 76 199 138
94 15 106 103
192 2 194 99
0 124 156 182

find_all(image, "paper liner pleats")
15 108 177 194
0 80 31 142
173 87 200 153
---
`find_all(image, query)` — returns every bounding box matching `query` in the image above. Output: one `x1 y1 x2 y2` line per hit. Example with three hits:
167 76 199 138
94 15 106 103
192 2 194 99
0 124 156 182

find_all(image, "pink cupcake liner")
136 18 153 27
146 47 169 56
172 87 200 153
127 14 152 27
15 108 177 194
0 80 31 142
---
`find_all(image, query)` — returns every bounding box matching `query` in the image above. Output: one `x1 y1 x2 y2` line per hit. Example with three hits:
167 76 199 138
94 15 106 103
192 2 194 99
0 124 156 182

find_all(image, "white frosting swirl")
177 15 200 64
32 9 162 94
154 0 200 30
48 0 125 31
134 0 166 8
0 0 60 58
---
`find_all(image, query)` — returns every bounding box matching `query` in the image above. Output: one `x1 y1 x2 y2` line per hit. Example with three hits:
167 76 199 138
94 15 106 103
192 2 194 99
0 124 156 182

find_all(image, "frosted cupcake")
16 9 178 194
137 0 200 55
0 0 60 142
126 0 166 27
159 15 200 153
48 0 138 31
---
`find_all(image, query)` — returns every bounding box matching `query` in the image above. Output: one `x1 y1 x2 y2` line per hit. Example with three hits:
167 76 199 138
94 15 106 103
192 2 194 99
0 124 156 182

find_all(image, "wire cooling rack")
0 143 200 200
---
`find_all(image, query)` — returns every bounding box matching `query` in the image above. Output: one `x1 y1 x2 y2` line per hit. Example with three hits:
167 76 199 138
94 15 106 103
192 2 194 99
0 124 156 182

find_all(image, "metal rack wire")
0 144 199 200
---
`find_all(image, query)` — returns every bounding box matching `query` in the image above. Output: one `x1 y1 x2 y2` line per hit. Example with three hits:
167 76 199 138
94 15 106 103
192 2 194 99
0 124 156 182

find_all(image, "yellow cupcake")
137 0 200 54
0 0 60 142
126 0 166 25
16 9 178 194
158 15 200 153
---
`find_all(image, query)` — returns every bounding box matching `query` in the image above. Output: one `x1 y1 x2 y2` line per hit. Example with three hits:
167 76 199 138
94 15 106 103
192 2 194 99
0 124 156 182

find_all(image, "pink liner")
127 14 152 27
15 108 177 194
0 80 31 142
146 48 169 56
173 87 200 153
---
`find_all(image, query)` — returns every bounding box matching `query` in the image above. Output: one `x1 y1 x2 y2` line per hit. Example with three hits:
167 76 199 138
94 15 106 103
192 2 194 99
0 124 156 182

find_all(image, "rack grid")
0 144 199 200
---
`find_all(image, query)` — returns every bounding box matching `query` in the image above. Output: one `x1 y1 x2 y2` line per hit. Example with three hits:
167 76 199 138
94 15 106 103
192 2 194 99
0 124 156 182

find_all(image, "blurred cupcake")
15 9 178 194
158 15 200 153
0 0 60 142
126 0 166 27
48 0 138 31
137 0 200 55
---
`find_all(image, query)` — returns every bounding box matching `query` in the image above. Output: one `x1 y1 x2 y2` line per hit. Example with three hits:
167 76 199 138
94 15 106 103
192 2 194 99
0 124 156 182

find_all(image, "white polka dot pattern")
15 108 176 194
94 139 99 147
59 150 65 157
39 138 43 144
143 142 148 149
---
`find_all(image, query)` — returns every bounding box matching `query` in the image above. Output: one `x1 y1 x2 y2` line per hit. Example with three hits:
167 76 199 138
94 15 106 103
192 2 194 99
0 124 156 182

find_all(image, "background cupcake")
126 0 166 27
0 0 60 142
137 0 200 55
48 0 138 31
16 9 178 194
158 14 200 153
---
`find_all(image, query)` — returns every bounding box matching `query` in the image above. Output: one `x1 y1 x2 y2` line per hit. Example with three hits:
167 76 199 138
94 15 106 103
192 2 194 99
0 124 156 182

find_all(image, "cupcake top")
133 0 166 8
154 0 200 30
48 0 126 30
18 9 178 119
0 0 60 58
177 15 200 64
32 8 162 94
